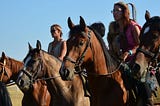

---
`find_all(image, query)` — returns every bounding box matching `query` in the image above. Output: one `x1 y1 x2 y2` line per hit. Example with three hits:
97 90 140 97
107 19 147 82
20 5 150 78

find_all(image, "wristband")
128 50 133 56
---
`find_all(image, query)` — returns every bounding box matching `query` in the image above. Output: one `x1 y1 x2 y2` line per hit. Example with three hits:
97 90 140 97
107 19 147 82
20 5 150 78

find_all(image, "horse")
0 52 51 106
59 16 127 106
16 40 90 106
131 10 160 106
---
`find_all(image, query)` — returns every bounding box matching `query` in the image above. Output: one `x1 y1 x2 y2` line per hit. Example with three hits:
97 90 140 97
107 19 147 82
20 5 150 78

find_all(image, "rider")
107 1 154 106
107 1 141 62
48 24 67 61
90 22 106 38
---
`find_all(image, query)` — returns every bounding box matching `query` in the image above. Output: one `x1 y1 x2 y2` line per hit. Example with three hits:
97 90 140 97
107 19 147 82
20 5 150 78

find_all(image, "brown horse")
131 11 160 106
59 16 127 106
0 52 51 106
16 40 90 106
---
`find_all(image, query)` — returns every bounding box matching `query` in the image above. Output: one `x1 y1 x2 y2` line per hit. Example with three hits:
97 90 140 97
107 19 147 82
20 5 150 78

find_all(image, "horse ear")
36 40 41 50
1 52 6 65
68 17 75 30
28 42 33 51
145 10 150 21
1 52 6 59
80 16 86 31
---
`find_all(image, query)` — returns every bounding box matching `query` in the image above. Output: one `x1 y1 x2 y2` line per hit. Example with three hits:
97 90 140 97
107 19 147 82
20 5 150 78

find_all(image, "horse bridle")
0 62 10 81
64 29 122 76
17 56 60 85
136 45 160 73
64 30 91 73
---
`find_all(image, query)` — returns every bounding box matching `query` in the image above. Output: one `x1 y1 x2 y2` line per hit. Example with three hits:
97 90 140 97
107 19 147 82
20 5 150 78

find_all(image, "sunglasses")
111 8 122 13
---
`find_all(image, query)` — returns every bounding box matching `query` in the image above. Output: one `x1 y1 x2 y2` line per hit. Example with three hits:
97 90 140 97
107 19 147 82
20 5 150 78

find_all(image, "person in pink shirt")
107 1 141 62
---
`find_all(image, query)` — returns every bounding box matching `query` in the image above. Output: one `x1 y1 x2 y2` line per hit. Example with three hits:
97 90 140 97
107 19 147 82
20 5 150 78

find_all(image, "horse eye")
79 41 84 46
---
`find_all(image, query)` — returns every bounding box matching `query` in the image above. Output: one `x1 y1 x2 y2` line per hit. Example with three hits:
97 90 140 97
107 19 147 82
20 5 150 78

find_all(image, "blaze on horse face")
60 16 92 80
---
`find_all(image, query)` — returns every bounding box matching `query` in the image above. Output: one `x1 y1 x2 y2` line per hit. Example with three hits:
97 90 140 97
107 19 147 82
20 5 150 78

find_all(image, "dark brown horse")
131 11 160 106
60 16 127 106
0 52 51 106
16 40 90 106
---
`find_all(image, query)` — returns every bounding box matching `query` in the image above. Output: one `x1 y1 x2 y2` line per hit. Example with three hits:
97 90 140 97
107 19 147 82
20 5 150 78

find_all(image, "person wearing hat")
48 24 67 61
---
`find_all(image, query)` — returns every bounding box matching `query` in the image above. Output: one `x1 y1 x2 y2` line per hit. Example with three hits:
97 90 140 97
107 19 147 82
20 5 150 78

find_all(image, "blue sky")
0 0 159 61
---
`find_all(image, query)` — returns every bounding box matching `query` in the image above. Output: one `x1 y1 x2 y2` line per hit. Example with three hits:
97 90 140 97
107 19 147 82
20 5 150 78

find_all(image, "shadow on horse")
131 10 160 106
60 16 128 106
0 52 51 106
16 40 90 106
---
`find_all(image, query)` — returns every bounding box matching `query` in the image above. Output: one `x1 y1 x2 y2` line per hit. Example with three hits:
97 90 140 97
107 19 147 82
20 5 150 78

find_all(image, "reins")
86 61 124 76
65 29 123 76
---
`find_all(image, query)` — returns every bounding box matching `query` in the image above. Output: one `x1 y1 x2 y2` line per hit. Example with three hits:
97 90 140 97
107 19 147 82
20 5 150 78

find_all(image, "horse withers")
0 52 51 106
60 16 127 106
16 40 90 106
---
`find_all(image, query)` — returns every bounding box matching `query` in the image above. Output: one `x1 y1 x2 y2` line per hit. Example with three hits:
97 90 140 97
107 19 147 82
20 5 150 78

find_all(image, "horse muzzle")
59 65 74 81
16 70 31 92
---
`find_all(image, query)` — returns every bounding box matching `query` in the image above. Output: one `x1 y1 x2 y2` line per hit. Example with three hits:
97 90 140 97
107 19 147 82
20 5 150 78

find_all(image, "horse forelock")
140 16 160 47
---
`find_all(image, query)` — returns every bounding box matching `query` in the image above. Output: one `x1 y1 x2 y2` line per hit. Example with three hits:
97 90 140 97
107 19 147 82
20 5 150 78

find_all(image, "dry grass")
7 84 23 106
6 84 160 106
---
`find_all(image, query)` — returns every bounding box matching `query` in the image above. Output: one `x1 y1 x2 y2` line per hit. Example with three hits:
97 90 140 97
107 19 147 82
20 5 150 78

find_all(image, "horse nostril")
64 68 70 77
59 67 70 80
19 80 24 86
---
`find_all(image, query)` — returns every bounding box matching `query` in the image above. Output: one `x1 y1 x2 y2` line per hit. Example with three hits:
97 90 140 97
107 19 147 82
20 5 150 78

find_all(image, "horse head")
16 40 46 92
60 16 110 81
60 16 94 80
0 52 13 83
132 10 160 81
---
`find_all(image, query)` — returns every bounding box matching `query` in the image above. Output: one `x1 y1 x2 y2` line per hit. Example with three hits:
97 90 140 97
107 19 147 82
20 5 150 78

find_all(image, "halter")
0 62 9 81
17 55 60 85
64 30 91 73
64 29 122 76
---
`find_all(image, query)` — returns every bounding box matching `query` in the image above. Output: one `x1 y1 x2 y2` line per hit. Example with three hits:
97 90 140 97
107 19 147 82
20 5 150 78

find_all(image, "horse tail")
0 82 12 106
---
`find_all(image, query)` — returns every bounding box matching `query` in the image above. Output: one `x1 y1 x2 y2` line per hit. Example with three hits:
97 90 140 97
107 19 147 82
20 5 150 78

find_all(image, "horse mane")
6 56 23 73
68 24 118 72
38 49 62 74
89 26 118 71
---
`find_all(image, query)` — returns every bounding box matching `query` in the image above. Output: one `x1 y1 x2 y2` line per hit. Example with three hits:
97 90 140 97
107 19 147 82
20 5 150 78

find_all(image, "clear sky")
0 0 159 61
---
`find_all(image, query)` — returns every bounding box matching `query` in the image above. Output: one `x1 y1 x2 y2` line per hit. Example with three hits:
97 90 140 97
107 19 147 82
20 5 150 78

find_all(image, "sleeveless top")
48 40 63 58
120 20 141 61
107 20 141 62
120 20 141 52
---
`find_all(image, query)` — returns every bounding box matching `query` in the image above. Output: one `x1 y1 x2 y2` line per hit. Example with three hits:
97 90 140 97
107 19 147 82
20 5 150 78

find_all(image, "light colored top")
48 41 63 58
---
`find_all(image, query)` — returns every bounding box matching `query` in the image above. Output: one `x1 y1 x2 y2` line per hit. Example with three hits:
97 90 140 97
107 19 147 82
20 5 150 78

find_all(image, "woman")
107 2 154 106
107 1 141 62
48 24 67 61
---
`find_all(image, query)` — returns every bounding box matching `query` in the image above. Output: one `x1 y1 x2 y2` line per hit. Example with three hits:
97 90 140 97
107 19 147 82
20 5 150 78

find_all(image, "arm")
123 25 141 61
59 41 67 61
131 25 141 54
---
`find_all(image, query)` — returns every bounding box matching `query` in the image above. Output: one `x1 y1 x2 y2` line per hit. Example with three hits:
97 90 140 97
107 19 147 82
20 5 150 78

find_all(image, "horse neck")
6 58 23 80
43 54 73 102
85 34 108 74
